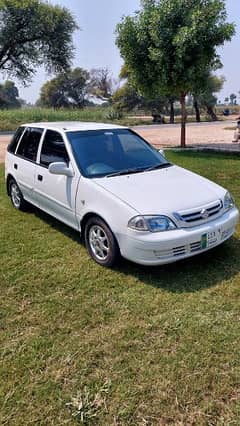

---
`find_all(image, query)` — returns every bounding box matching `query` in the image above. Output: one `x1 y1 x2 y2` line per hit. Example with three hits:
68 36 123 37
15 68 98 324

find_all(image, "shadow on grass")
169 150 240 161
118 237 240 293
30 206 81 244
31 205 240 294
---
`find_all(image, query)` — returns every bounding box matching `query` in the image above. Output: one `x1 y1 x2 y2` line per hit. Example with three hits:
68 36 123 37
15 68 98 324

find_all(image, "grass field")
0 106 233 131
0 151 240 425
0 107 153 131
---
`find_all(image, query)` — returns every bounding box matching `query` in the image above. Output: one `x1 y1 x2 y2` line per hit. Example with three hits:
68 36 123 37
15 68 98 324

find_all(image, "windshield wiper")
145 162 172 172
106 167 147 177
106 163 172 177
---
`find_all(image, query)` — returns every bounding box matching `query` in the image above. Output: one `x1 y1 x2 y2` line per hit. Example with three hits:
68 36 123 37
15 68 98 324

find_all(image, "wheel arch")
80 212 110 239
6 174 16 195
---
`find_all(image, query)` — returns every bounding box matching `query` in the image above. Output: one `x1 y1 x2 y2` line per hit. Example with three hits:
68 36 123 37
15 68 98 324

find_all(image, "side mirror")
159 149 165 157
48 162 74 177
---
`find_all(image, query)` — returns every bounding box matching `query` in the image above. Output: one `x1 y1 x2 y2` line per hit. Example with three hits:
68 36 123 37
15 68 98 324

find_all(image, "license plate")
201 233 208 249
201 231 217 249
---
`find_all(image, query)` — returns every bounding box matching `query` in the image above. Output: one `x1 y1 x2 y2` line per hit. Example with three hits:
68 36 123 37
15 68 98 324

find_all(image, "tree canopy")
88 68 113 99
229 93 237 105
0 80 20 108
0 0 78 83
193 74 225 121
113 65 175 123
116 0 235 146
38 68 90 109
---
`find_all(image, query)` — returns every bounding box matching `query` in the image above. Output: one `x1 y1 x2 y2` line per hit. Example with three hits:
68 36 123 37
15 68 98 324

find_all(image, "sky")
18 0 240 103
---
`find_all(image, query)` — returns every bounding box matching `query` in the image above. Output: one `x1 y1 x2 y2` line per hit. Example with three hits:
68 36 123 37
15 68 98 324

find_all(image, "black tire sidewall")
85 217 119 267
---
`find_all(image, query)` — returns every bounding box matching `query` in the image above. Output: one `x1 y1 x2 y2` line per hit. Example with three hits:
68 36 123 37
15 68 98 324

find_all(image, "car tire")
85 217 120 267
9 179 28 211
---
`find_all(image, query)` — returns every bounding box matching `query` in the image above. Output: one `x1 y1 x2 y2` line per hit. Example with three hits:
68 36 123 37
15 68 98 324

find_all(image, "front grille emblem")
201 209 209 219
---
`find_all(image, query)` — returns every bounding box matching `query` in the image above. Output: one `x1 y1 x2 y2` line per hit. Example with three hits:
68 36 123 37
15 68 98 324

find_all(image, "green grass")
0 151 240 425
0 107 229 131
0 107 153 131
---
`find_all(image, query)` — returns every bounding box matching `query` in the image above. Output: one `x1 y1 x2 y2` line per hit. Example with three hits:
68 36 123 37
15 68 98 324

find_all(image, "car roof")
21 121 127 132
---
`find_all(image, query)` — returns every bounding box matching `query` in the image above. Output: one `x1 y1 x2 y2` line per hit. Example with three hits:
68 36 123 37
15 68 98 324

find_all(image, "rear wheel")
85 217 120 267
9 179 28 211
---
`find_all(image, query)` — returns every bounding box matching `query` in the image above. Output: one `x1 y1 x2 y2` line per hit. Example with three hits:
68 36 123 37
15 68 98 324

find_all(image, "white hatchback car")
5 122 239 267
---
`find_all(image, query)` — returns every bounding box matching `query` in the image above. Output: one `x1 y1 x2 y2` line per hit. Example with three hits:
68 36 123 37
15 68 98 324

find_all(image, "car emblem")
201 209 209 219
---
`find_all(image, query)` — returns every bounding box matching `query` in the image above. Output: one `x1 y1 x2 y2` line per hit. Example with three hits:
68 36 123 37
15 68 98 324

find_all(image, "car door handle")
14 163 18 170
37 174 43 182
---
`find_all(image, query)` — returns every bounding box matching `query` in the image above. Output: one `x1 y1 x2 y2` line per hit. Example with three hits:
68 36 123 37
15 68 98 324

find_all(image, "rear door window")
40 130 69 167
16 127 43 162
8 127 25 154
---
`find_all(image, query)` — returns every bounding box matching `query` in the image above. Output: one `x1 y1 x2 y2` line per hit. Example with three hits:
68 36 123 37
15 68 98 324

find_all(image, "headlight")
224 192 235 211
128 215 176 232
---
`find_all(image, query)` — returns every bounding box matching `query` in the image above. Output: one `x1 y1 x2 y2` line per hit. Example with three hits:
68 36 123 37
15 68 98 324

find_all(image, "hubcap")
11 183 21 208
89 225 110 261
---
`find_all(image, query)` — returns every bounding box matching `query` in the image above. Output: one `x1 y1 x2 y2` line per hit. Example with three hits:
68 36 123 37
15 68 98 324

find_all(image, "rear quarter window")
16 127 43 162
7 127 25 153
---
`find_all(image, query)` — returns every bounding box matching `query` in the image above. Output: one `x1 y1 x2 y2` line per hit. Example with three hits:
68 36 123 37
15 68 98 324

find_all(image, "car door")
34 129 79 230
14 127 44 204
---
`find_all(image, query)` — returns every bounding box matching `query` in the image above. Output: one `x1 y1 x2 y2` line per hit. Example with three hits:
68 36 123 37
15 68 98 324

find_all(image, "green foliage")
112 83 143 111
38 68 90 109
0 107 109 130
0 80 20 108
0 107 151 131
116 0 235 145
116 0 235 98
105 108 124 120
194 74 225 120
113 64 174 120
0 0 78 83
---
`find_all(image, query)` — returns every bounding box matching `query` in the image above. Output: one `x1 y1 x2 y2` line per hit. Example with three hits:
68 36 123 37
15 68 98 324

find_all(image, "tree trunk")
170 100 175 124
206 105 218 121
193 96 201 122
180 92 187 148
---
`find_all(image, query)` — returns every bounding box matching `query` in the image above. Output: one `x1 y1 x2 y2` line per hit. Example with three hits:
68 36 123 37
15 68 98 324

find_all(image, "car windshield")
67 129 171 178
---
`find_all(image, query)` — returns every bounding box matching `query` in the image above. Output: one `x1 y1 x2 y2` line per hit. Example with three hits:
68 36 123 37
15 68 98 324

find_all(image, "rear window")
7 127 25 154
16 127 43 162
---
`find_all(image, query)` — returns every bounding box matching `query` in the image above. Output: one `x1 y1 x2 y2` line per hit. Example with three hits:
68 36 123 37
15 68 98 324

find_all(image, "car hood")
93 165 225 215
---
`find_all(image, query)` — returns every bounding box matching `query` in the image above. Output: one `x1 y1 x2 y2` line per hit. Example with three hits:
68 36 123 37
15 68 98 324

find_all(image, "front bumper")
118 207 239 265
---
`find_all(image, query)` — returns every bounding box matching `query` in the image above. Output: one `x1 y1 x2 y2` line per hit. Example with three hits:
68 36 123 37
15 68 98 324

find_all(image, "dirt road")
0 121 238 163
0 135 11 163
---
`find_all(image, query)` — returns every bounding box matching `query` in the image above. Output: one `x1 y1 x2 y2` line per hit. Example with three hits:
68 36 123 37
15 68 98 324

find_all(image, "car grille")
174 200 223 225
153 226 234 260
154 242 203 259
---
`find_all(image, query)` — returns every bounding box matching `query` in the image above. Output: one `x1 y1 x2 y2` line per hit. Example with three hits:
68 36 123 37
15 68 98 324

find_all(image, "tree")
38 68 89 109
0 0 78 83
224 97 229 104
116 0 235 147
0 80 20 108
112 83 143 111
88 68 113 99
229 93 237 105
114 64 176 123
193 74 225 122
113 65 171 123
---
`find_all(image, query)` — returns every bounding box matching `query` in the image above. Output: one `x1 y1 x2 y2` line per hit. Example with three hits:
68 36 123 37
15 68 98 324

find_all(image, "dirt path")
0 135 11 163
136 122 235 147
0 122 238 163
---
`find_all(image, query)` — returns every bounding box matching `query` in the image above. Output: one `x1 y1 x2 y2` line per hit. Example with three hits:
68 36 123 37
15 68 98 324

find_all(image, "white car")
5 122 239 267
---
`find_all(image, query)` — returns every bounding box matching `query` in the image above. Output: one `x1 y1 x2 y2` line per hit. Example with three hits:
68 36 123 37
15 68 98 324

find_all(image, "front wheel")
84 217 120 267
9 179 28 211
